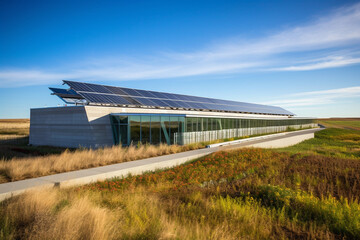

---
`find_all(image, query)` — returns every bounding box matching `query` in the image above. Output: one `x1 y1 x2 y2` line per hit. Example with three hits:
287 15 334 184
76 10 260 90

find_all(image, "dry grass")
0 144 201 182
0 187 287 240
2 128 358 239
0 119 30 136
1 189 115 240
0 135 28 140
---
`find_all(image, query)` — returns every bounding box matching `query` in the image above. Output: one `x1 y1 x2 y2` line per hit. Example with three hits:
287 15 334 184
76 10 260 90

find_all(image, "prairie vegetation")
0 144 197 182
1 123 360 239
318 117 360 130
0 119 29 136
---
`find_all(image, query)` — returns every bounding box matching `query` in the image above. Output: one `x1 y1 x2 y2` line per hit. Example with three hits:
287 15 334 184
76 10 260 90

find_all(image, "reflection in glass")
141 116 150 144
169 116 179 144
130 116 141 145
161 116 170 144
119 125 128 145
151 116 161 144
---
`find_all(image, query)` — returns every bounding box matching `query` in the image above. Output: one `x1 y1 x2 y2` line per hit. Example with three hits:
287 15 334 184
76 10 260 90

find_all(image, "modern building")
29 81 316 148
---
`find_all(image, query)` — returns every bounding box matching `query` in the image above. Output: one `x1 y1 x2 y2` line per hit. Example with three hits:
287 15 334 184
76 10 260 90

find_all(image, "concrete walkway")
0 128 322 201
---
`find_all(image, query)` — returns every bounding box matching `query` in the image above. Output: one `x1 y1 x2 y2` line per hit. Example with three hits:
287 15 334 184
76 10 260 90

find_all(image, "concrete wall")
29 106 113 148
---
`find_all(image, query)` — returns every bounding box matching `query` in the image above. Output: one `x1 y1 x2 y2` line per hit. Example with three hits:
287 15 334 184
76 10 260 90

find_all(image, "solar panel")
104 86 129 96
62 80 294 115
165 100 183 108
135 89 158 98
79 92 130 105
49 87 79 96
133 97 157 106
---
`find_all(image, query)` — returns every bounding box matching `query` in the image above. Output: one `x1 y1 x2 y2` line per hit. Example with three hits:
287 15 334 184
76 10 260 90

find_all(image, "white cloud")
270 56 360 71
1 2 360 87
262 86 360 108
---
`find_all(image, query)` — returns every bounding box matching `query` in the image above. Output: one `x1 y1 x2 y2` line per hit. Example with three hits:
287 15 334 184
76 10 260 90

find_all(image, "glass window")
169 116 179 144
230 119 234 129
197 118 202 132
129 116 141 145
119 116 128 124
151 116 161 144
186 118 193 132
141 116 151 144
214 118 219 130
111 116 120 125
178 117 185 133
119 125 128 145
161 116 170 144
192 118 198 132
203 118 208 131
215 118 226 130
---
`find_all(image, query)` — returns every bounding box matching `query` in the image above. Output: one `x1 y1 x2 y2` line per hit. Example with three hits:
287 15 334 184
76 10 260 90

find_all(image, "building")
29 81 316 148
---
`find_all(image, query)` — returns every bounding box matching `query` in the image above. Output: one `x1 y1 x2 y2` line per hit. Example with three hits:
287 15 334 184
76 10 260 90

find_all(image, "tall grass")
0 119 29 136
0 144 196 182
1 128 359 239
0 190 115 240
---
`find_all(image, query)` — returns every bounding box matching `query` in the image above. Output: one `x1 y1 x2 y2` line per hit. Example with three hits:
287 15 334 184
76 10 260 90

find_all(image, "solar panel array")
61 80 294 116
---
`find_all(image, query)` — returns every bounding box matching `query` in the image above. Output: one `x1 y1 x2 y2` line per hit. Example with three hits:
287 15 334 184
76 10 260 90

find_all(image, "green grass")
318 118 360 130
323 120 360 128
275 128 360 159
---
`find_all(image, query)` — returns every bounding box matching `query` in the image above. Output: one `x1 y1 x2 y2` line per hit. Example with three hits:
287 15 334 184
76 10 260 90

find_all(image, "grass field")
0 119 359 239
318 118 360 130
0 119 30 136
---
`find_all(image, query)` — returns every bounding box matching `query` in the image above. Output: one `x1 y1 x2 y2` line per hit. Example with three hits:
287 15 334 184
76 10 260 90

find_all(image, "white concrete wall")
29 106 113 148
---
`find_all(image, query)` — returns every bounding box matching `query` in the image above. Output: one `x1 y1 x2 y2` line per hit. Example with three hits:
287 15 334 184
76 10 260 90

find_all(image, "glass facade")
111 114 185 146
111 114 315 146
184 117 314 131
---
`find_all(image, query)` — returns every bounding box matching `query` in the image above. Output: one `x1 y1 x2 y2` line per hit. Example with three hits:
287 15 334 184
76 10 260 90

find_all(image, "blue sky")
1 0 360 118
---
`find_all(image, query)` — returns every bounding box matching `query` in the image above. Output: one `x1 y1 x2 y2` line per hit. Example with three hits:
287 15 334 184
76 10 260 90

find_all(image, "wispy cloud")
262 86 360 108
270 56 360 71
1 2 360 87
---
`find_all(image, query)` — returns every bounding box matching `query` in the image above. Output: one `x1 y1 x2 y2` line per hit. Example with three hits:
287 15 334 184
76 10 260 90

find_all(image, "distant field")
317 118 360 130
0 119 30 136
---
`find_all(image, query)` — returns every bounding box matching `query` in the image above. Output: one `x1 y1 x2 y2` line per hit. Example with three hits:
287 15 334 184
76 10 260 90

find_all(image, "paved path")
0 128 322 201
